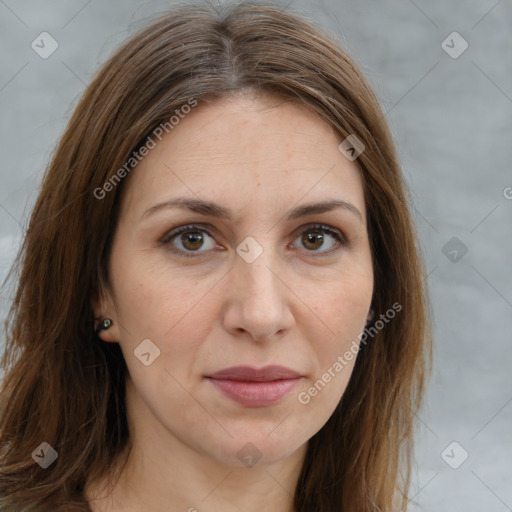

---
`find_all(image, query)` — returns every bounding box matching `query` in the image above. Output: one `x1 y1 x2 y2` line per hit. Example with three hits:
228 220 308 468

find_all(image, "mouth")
205 365 303 407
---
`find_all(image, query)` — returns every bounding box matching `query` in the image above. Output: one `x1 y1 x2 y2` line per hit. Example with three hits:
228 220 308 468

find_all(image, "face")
95 93 374 469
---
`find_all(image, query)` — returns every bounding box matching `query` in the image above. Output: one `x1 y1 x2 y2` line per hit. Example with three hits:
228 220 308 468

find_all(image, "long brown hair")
0 2 432 510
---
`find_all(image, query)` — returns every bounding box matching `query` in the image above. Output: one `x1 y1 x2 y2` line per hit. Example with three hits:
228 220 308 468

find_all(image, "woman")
0 1 432 510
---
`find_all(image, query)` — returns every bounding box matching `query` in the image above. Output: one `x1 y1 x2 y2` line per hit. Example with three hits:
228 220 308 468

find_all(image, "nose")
221 247 295 342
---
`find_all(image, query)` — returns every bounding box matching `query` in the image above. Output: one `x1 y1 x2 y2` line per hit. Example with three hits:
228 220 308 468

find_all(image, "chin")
206 428 307 469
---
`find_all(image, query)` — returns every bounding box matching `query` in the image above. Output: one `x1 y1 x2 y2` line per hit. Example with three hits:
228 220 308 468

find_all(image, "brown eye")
302 231 325 251
293 225 345 255
161 225 217 256
161 223 345 259
180 230 205 251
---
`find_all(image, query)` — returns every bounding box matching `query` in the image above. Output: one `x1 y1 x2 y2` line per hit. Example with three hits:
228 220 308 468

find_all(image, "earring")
366 308 375 326
95 318 112 336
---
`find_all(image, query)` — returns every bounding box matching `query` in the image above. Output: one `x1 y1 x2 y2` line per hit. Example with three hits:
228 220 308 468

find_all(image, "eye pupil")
303 231 324 250
182 231 204 250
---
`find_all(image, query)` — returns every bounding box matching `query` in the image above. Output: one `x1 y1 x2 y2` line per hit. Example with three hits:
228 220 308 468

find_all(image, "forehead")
120 93 366 222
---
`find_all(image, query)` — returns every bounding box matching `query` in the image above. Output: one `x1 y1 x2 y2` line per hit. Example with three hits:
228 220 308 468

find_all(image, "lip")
207 365 302 381
205 365 303 407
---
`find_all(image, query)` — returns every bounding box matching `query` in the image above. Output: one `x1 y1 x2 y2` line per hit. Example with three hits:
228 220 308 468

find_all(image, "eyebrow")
140 197 363 223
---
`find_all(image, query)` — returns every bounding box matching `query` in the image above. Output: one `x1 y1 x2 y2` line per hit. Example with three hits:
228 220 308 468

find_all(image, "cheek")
307 271 373 343
110 247 201 335
110 255 221 385
299 274 372 404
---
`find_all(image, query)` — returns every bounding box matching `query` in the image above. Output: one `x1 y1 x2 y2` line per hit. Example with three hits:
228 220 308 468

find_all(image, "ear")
91 283 121 343
366 307 375 325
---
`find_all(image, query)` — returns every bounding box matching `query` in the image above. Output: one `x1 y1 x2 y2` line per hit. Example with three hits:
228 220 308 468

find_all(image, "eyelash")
159 223 347 259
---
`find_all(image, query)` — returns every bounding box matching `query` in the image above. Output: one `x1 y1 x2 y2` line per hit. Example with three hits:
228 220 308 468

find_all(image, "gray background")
1 1 511 510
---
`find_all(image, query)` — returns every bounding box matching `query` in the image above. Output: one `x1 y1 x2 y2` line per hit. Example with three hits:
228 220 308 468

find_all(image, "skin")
87 92 374 512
